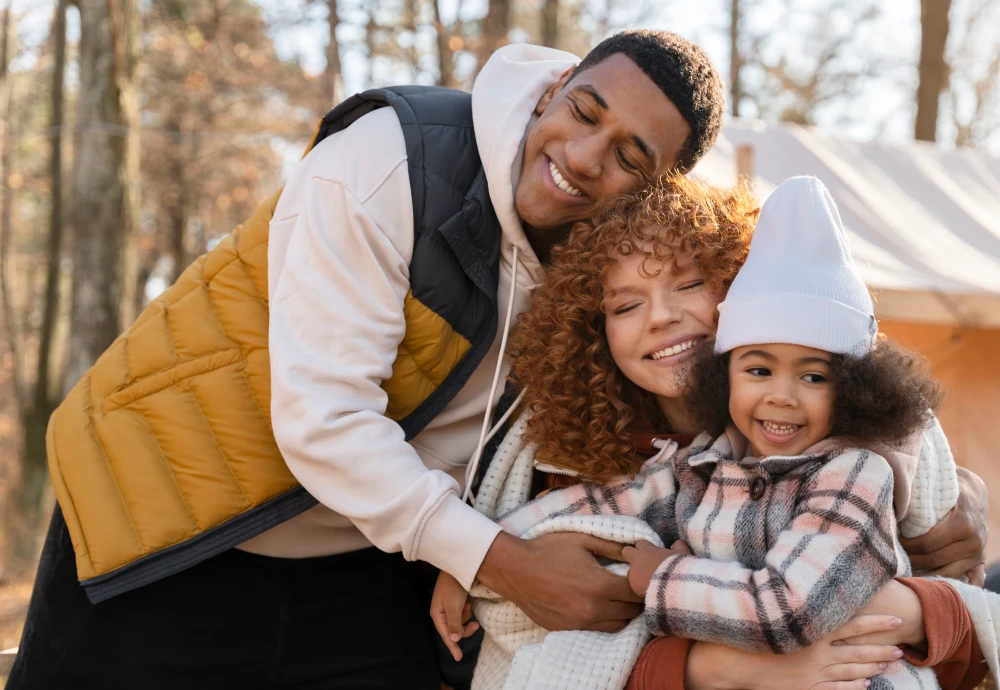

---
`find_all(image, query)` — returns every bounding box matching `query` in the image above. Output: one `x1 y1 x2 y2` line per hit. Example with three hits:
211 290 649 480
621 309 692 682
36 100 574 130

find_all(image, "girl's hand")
430 571 480 662
621 539 690 597
686 615 905 690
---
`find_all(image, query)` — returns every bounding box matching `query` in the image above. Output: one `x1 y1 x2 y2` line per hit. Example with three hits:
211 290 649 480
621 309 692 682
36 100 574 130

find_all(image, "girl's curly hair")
684 337 944 449
509 175 760 482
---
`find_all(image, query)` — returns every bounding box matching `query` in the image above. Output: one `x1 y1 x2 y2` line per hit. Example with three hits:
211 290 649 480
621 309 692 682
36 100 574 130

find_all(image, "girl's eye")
616 148 639 173
802 373 827 384
571 101 596 126
678 280 705 291
614 303 640 315
747 367 770 377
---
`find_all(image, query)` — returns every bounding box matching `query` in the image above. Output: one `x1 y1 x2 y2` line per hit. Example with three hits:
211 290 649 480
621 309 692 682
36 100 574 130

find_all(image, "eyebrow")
737 349 776 362
797 357 832 366
577 84 609 110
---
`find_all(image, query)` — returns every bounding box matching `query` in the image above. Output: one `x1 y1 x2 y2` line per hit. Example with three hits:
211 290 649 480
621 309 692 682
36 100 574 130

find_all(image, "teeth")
549 160 583 197
761 420 801 436
650 339 697 360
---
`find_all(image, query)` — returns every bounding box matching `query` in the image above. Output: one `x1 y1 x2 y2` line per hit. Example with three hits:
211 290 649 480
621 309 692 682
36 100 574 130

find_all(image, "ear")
534 66 576 115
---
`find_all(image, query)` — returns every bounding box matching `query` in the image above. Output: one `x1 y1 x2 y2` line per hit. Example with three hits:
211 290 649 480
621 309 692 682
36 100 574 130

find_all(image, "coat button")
749 477 766 501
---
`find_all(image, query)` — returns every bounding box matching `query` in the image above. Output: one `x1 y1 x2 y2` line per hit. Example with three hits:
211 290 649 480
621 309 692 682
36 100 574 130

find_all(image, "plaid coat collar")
685 426 842 477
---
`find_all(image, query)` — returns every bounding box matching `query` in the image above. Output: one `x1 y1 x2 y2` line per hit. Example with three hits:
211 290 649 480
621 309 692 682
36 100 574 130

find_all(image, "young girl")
432 177 994 690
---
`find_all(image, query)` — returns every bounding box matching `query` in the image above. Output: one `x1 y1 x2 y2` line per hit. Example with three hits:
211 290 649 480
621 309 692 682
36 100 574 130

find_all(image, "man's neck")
522 223 571 265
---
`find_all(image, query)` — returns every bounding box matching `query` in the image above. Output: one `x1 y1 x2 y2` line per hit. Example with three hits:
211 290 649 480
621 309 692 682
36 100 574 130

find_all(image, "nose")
763 381 798 408
564 130 607 180
648 295 682 331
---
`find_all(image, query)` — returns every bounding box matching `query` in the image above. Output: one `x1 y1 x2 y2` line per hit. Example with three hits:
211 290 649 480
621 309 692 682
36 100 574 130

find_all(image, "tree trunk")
0 2 22 407
915 0 952 142
432 0 454 87
64 0 136 391
479 0 511 69
541 0 559 49
325 0 343 105
5 0 69 578
730 0 742 118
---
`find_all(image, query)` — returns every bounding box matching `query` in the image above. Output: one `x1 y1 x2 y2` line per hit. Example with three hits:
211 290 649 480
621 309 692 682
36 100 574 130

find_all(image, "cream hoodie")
242 44 579 589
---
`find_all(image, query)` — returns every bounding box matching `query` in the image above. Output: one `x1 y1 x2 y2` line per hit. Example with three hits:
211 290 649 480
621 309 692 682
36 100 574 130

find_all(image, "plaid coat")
646 428 911 654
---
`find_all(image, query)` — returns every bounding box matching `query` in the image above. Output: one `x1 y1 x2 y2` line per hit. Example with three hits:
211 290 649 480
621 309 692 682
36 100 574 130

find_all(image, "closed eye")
616 148 639 173
571 100 596 126
678 280 705 291
614 303 640 315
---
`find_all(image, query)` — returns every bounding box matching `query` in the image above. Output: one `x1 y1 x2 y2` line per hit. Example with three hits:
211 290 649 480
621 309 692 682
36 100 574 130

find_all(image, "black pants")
8 507 444 689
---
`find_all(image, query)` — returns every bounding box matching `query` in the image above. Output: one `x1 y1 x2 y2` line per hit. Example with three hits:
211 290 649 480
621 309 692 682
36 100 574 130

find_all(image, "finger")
906 536 978 571
828 662 888 682
582 536 626 561
833 644 904 665
899 508 970 556
670 540 693 555
431 607 464 662
621 546 637 563
968 563 986 587
462 620 481 638
812 681 873 690
462 600 473 625
830 614 902 643
599 571 645 603
925 555 983 580
588 618 633 633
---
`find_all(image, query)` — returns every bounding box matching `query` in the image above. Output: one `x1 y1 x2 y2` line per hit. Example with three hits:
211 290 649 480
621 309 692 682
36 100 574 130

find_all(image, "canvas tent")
693 121 1000 563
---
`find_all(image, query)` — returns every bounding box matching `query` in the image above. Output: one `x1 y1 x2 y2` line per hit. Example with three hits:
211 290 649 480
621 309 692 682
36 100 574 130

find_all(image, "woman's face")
604 248 722 407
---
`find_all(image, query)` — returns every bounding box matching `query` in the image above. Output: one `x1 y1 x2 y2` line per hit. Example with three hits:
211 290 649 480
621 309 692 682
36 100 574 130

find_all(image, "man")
10 30 987 689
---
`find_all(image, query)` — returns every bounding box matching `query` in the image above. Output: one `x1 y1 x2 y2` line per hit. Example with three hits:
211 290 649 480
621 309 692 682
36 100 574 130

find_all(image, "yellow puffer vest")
48 87 502 603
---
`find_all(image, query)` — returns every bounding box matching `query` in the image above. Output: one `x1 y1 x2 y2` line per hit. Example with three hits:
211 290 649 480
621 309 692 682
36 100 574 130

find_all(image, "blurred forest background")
0 0 998 653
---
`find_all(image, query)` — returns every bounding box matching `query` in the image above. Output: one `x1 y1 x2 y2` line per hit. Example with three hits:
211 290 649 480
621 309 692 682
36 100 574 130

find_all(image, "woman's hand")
900 466 988 585
685 615 905 690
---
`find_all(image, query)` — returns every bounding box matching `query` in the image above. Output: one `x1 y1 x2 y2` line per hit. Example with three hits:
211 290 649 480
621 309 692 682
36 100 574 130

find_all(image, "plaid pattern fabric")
646 430 909 654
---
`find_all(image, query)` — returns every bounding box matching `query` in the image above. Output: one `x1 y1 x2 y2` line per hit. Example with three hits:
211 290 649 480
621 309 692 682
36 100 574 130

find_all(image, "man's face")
515 54 692 240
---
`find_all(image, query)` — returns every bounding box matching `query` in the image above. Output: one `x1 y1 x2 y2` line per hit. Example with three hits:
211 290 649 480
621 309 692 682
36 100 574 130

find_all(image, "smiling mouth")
548 160 584 197
758 420 802 437
647 338 700 360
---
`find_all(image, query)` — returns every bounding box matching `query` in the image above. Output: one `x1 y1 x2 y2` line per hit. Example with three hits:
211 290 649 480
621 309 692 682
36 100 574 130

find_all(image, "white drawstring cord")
462 245 520 503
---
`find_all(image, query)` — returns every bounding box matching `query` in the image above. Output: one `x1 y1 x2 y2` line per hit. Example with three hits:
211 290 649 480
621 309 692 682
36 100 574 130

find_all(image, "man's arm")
269 110 502 589
902 466 989 586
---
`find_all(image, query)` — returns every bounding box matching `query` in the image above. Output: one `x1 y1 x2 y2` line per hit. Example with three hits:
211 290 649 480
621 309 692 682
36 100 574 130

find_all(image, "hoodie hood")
472 43 580 283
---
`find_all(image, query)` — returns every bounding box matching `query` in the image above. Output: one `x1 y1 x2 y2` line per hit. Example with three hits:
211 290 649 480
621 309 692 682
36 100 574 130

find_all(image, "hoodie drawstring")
462 245 524 503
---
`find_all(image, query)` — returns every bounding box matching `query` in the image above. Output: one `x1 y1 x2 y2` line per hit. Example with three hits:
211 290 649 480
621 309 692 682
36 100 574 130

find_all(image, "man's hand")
900 466 989 585
621 539 691 598
475 531 642 632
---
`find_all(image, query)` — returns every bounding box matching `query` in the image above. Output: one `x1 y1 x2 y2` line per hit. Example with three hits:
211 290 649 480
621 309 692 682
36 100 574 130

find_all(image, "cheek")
728 375 750 421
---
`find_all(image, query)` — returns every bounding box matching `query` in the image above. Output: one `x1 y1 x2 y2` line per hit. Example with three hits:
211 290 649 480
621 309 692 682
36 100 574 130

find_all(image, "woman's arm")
625 615 907 690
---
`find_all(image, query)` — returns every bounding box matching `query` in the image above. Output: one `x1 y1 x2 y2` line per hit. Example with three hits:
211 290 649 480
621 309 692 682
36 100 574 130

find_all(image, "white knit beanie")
715 176 877 356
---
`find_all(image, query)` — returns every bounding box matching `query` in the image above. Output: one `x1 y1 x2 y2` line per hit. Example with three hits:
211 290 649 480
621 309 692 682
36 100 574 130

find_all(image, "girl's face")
728 343 836 457
604 249 721 408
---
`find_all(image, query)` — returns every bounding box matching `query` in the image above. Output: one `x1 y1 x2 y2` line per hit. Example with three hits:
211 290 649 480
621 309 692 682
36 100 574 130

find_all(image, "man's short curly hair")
684 337 944 450
509 175 759 482
573 30 725 172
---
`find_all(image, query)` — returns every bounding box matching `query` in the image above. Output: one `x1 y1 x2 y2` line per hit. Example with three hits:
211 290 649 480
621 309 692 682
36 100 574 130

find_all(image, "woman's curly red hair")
509 175 759 481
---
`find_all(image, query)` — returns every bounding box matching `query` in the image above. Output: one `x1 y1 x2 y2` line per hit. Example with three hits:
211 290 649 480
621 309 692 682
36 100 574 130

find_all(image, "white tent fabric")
692 121 1000 327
